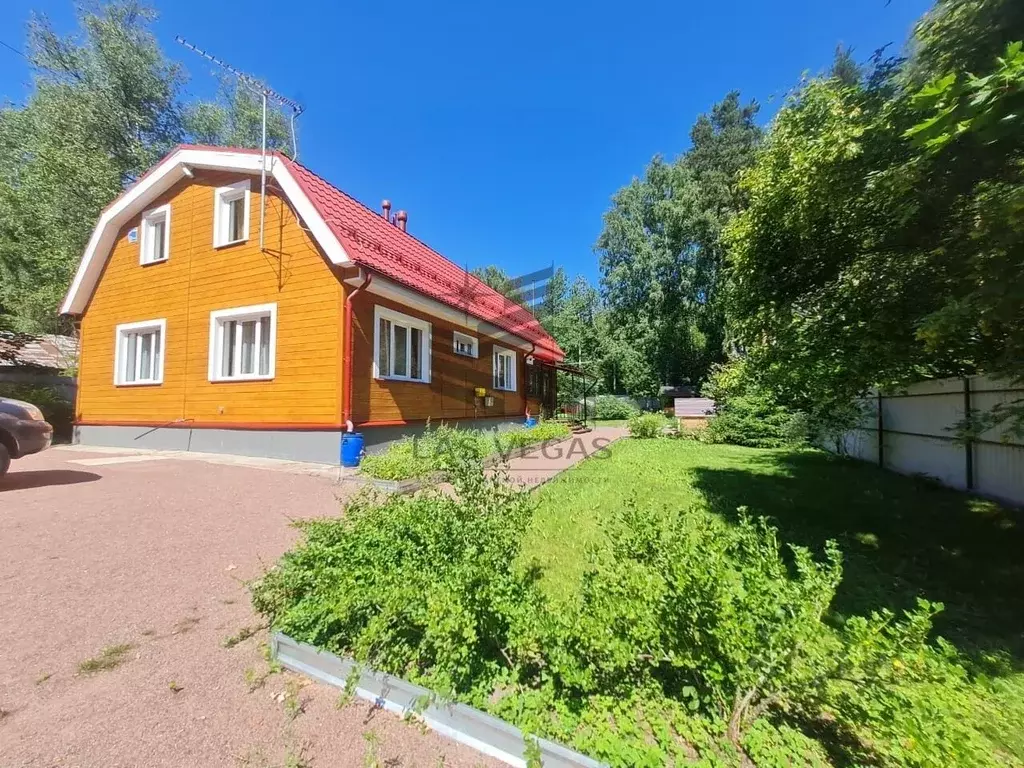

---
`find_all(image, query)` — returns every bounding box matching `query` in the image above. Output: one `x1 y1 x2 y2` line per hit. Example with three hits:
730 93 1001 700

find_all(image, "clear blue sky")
1 0 932 285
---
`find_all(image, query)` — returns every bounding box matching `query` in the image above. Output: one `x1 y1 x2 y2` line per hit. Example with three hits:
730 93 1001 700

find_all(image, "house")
61 145 564 463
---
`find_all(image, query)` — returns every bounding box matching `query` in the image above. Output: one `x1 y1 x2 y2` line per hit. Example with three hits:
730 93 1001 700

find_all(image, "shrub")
360 421 571 480
594 395 639 421
705 393 809 448
627 412 663 439
0 383 74 440
254 472 987 767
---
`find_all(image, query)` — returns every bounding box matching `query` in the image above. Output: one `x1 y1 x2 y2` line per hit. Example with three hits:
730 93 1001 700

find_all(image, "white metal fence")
835 375 1024 506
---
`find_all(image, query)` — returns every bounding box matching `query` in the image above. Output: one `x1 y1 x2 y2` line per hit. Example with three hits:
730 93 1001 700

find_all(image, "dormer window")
140 205 170 265
213 180 250 247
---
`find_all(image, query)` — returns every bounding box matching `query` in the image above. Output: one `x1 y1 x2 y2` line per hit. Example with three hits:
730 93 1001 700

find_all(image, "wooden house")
61 146 564 462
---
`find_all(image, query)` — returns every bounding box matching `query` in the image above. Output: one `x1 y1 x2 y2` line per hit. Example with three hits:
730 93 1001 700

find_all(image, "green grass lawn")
522 438 1024 761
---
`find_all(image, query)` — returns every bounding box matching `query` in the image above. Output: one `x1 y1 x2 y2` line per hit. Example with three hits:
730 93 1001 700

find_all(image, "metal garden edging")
271 632 606 768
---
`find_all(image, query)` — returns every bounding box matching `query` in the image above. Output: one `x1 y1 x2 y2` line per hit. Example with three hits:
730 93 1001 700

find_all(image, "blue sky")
1 0 932 285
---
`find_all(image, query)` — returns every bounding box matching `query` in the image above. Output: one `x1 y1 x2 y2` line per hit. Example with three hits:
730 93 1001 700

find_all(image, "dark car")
0 397 53 476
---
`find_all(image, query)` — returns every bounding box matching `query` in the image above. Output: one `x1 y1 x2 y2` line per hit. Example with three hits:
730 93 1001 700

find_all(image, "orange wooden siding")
77 170 343 427
349 293 527 424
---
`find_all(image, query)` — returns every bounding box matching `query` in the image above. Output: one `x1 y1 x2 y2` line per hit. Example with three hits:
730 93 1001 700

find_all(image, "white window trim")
113 318 166 386
452 330 479 358
493 345 517 392
212 180 251 248
207 302 278 382
139 204 171 265
373 305 432 384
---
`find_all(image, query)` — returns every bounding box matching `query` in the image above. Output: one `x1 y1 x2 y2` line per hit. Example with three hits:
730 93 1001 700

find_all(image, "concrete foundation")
75 416 526 464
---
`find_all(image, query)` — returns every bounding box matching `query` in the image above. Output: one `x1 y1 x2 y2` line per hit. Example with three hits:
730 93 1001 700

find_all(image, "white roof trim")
60 148 350 315
346 272 540 355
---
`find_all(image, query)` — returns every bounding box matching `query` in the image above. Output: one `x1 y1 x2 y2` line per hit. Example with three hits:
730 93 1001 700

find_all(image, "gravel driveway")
0 447 499 768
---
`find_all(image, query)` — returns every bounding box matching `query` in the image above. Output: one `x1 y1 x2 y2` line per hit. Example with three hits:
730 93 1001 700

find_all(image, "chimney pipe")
396 210 408 232
381 199 391 220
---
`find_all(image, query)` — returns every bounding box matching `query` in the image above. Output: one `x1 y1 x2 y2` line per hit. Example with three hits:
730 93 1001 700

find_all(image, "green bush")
360 421 571 480
703 360 809 448
627 412 663 439
254 462 988 767
0 383 74 440
594 395 639 421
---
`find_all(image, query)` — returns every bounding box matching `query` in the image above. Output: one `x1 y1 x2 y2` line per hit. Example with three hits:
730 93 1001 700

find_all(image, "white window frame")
452 330 479 358
373 305 432 384
493 345 517 392
113 318 166 386
139 204 171 265
212 180 251 248
207 302 277 382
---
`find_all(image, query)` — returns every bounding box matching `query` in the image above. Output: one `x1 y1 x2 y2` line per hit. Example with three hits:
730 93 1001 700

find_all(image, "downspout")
525 342 536 419
342 269 372 431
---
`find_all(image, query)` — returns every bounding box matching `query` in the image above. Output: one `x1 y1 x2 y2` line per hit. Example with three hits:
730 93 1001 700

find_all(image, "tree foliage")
0 1 294 332
597 93 762 395
726 0 1024 421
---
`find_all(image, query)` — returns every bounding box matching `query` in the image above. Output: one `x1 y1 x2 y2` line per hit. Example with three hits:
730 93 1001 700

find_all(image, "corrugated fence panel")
830 376 1023 506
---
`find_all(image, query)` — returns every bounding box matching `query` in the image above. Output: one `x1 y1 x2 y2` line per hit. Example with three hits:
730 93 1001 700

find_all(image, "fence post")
964 377 974 490
877 390 884 469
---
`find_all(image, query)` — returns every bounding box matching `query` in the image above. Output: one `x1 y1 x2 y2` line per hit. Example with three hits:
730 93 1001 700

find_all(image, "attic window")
452 331 478 358
213 180 250 247
140 204 170 264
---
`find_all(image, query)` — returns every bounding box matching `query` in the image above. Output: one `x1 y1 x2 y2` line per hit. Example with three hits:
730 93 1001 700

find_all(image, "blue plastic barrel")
524 417 538 428
341 432 364 467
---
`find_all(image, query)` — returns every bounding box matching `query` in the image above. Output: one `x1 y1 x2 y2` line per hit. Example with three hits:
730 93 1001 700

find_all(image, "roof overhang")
60 147 351 315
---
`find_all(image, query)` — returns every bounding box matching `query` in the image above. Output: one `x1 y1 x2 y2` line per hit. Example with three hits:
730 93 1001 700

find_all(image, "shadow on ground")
0 469 101 492
691 450 1024 668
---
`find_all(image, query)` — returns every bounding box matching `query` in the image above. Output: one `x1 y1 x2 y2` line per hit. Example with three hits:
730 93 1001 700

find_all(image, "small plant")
34 672 53 685
627 412 664 439
335 664 362 709
222 624 263 648
362 730 382 768
173 616 200 634
78 643 135 674
281 677 305 720
168 680 184 693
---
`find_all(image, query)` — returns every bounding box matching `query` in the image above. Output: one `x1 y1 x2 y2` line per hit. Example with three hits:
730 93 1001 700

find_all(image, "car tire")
0 442 9 477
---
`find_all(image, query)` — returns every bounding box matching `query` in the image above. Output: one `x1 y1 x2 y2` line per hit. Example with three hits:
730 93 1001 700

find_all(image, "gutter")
342 268 372 430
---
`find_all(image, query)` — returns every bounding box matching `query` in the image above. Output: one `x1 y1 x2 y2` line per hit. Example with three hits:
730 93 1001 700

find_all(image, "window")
140 204 170 265
114 319 165 386
208 303 277 381
374 305 431 383
213 180 250 247
452 331 478 358
493 346 517 391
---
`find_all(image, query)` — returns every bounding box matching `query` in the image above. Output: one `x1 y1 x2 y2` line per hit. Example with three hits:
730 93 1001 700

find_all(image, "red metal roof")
282 156 564 362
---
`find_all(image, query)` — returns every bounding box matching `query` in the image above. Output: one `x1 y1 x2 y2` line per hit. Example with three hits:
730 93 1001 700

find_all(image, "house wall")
76 169 344 432
349 292 528 425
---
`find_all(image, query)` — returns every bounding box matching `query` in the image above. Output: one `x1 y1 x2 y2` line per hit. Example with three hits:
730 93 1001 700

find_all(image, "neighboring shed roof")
0 332 78 371
674 397 716 417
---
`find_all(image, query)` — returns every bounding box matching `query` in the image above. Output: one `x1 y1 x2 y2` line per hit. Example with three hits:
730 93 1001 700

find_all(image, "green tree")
185 78 293 154
0 1 186 331
726 0 1024 427
597 93 761 397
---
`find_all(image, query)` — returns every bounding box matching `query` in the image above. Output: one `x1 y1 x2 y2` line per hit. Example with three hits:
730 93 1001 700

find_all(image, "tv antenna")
175 36 305 252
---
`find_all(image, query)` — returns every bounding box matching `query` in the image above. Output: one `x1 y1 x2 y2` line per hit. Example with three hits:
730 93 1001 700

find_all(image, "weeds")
222 624 264 648
78 643 135 674
34 672 52 685
362 730 381 768
168 680 184 693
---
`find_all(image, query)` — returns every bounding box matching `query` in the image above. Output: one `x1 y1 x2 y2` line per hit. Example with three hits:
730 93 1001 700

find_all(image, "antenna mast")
175 36 305 253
